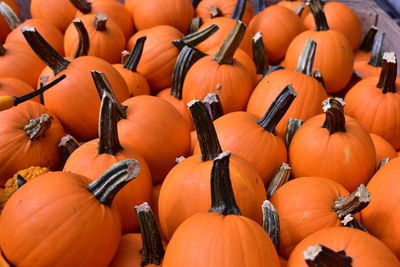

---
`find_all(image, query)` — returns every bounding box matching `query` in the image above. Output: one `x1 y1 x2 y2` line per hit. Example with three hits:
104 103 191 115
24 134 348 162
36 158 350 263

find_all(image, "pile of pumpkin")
0 0 400 266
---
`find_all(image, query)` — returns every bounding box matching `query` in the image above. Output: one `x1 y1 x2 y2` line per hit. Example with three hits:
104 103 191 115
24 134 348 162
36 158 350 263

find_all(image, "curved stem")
209 151 241 216
21 26 70 75
72 19 90 59
23 114 53 141
188 99 222 162
368 32 385 67
257 85 297 134
377 52 397 94
58 135 81 161
341 214 368 232
322 98 346 134
359 26 378 52
333 184 370 219
88 159 140 206
179 24 219 49
203 93 224 121
304 245 352 267
295 39 317 76
231 0 247 20
266 162 291 199
285 118 304 147
69 0 92 14
135 202 165 266
123 36 146 72
94 12 107 31
0 1 21 30
189 17 202 34
308 0 329 31
262 200 280 250
252 32 269 75
213 21 246 65
210 6 223 18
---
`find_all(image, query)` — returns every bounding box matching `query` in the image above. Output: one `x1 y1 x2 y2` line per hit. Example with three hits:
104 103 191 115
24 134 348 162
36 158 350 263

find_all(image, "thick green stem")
0 1 21 30
262 200 280 250
377 52 397 93
252 32 269 75
333 184 370 220
304 244 352 267
257 85 297 134
209 151 241 216
203 93 224 121
58 135 80 162
341 214 368 232
359 26 378 52
69 0 92 14
266 162 291 199
285 118 304 147
295 39 317 76
189 17 202 34
368 32 385 67
210 6 223 18
94 12 107 31
322 98 346 134
23 114 53 141
231 0 247 20
308 0 329 31
213 21 246 65
21 26 70 75
88 159 140 206
187 99 222 161
72 18 90 58
123 36 146 72
135 202 165 266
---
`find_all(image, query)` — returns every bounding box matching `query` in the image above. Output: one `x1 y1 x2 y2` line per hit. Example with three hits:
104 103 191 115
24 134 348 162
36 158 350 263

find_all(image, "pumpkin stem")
38 75 48 104
257 84 297 134
209 151 241 216
123 36 146 72
294 3 306 17
189 17 202 34
0 42 5 56
210 6 223 18
341 214 368 232
368 32 385 67
266 162 291 199
91 70 128 119
312 69 325 87
88 159 140 206
72 18 90 59
98 92 123 155
58 135 81 161
188 99 222 161
174 24 219 51
23 114 53 141
0 1 21 30
135 202 165 266
304 244 353 267
231 0 247 20
285 118 305 147
333 184 370 219
295 39 317 76
377 158 391 171
377 52 397 94
203 93 224 121
94 12 107 31
322 97 346 134
252 32 269 75
16 174 27 189
262 200 280 250
21 26 70 75
308 0 330 31
213 21 246 65
359 26 378 52
69 0 92 14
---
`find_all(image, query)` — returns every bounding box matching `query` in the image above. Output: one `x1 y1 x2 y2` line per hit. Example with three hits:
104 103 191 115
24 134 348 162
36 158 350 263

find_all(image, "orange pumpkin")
0 77 38 103
354 32 385 79
278 0 310 21
0 0 19 42
370 133 397 168
354 26 378 62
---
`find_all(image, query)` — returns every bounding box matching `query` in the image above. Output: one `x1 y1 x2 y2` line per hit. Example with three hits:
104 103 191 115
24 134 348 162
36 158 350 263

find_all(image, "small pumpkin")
277 0 310 21
369 133 397 168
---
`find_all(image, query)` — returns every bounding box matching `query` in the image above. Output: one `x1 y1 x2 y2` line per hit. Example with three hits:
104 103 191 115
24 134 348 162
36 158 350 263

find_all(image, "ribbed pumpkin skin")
182 56 253 114
303 2 361 50
64 14 126 64
353 61 381 79
43 56 129 141
344 77 400 150
246 69 327 138
113 65 150 97
117 96 191 185
361 157 400 258
0 102 65 185
109 234 142 267
195 0 254 25
284 30 353 93
127 0 194 34
158 154 266 241
287 227 400 267
0 172 121 267
270 177 350 258
0 77 38 103
0 0 19 42
30 0 77 32
278 1 310 21
127 26 182 93
289 114 376 192
369 133 397 166
63 142 153 234
163 213 280 267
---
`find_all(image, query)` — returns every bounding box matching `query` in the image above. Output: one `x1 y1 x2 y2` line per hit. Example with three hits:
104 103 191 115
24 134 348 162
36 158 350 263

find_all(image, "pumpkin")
162 151 280 267
113 37 150 97
58 134 81 162
303 0 362 50
0 159 139 267
64 87 153 234
0 77 38 103
64 13 126 64
194 84 295 185
284 0 353 93
30 0 77 32
21 26 129 140
158 100 266 240
344 52 400 150
270 176 370 258
354 26 378 62
277 0 310 21
354 32 385 79
0 0 19 42
126 0 194 34
247 38 327 138
127 25 183 93
287 227 400 266
262 200 280 250
369 133 397 168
